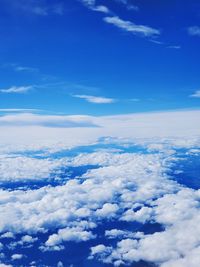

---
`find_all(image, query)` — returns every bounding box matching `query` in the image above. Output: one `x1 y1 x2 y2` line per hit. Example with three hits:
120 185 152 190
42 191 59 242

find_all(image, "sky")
0 0 200 116
1 2 200 267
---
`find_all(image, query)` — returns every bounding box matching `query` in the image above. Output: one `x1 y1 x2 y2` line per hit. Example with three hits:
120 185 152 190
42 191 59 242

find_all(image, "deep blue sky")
0 0 200 115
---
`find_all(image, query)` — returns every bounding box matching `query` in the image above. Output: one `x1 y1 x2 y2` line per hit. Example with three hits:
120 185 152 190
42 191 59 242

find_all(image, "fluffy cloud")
0 156 67 182
0 119 200 266
11 254 23 260
90 187 200 266
0 151 177 242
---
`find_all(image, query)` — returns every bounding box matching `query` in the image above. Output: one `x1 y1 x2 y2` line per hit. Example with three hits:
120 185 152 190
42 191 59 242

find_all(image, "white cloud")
0 86 32 94
103 16 160 37
91 5 110 14
3 63 38 73
0 113 98 128
46 227 96 247
0 155 67 182
187 26 200 36
190 90 200 98
81 0 110 14
0 232 14 239
0 134 200 266
11 254 23 260
95 203 119 217
0 110 199 153
0 109 39 113
72 94 116 104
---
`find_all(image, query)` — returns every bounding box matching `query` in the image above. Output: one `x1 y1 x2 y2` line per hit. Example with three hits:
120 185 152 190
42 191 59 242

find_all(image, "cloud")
4 0 64 16
0 110 199 152
80 0 110 14
0 133 200 265
90 188 200 266
0 109 40 113
114 0 139 11
72 94 116 104
103 16 160 37
2 63 38 73
0 113 98 128
167 45 181 49
11 254 23 261
190 90 200 98
0 86 33 94
46 227 96 247
187 26 200 36
91 5 110 14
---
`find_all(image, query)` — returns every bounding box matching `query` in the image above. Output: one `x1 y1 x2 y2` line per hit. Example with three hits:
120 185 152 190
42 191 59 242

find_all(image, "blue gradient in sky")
0 0 200 115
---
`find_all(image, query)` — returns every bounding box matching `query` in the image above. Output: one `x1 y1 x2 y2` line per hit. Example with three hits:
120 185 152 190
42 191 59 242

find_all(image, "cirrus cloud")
103 16 160 37
0 86 33 94
72 94 116 104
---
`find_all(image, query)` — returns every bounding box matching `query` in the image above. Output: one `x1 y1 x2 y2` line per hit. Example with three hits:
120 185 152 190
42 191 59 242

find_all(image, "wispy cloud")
103 16 160 37
167 45 181 49
3 0 64 16
114 0 139 11
0 113 98 128
3 63 39 73
73 94 116 104
0 86 33 94
0 109 40 113
187 26 200 36
80 0 110 14
190 90 200 98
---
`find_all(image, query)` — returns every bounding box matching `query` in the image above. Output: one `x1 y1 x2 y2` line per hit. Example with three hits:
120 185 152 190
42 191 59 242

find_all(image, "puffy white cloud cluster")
0 134 200 266
0 151 176 244
90 187 200 266
0 156 68 182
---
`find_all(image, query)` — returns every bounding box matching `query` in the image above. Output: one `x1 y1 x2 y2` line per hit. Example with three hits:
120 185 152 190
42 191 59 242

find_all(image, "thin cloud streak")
103 16 160 37
0 86 33 94
72 94 116 104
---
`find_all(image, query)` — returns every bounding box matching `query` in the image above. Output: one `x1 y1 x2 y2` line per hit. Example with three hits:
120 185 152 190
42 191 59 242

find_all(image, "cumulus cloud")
0 137 200 266
11 254 23 260
187 26 200 36
0 86 33 94
72 94 116 104
46 226 96 247
103 16 160 37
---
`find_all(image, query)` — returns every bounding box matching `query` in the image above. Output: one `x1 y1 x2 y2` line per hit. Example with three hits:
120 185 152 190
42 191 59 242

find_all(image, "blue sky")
0 0 200 115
